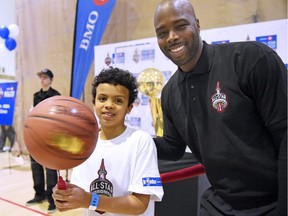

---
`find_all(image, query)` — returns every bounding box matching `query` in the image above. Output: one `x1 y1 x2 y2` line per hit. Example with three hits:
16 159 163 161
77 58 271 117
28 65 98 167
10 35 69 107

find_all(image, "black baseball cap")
37 68 54 79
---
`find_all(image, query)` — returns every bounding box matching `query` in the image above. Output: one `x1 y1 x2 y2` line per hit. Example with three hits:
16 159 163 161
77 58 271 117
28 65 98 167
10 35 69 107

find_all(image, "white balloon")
8 24 20 38
0 43 10 56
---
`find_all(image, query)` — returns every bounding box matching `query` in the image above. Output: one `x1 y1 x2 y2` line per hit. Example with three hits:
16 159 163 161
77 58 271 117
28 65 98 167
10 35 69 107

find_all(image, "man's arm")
249 50 287 215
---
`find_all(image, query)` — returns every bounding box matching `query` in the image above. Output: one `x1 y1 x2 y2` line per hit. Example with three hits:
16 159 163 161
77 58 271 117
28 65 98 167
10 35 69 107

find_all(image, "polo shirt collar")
178 41 214 83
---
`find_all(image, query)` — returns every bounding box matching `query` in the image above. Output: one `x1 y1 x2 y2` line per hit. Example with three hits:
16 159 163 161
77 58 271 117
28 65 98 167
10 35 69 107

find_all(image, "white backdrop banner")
94 19 288 135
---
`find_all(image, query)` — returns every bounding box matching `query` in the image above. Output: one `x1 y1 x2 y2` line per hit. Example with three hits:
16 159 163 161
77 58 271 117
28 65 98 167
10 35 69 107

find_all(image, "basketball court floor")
0 152 83 216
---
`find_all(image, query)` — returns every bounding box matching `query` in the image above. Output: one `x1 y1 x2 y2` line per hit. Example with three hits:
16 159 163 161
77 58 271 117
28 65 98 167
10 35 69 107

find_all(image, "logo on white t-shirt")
90 158 113 214
142 177 162 187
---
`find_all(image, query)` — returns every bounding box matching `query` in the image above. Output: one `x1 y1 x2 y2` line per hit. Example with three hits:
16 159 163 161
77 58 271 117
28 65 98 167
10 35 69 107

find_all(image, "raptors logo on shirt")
211 82 228 113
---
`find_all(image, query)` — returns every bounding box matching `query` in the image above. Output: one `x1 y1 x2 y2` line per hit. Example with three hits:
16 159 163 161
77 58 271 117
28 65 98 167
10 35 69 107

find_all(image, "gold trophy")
137 68 165 137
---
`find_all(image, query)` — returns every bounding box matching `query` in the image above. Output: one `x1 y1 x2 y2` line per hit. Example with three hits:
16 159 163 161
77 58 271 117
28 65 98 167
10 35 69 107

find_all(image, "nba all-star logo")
90 159 113 214
211 82 228 113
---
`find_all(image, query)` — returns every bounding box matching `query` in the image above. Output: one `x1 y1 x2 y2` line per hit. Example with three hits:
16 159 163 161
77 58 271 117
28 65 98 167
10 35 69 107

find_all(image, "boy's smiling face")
94 83 133 130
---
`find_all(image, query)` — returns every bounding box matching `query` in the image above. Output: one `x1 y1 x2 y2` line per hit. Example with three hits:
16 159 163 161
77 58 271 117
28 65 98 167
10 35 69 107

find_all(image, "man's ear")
196 18 200 31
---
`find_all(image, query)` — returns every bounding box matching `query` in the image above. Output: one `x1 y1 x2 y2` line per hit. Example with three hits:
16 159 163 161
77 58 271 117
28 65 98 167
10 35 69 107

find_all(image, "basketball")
24 96 98 170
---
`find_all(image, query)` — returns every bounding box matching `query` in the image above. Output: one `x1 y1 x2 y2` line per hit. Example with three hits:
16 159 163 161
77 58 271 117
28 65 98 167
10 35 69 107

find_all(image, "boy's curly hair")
92 67 138 107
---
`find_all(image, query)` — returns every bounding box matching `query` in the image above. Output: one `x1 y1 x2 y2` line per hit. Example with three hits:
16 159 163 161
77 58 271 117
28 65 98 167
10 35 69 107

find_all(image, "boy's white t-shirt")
71 127 164 216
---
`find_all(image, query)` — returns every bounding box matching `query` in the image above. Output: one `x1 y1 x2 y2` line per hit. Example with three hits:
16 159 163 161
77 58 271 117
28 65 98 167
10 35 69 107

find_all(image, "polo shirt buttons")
190 85 196 101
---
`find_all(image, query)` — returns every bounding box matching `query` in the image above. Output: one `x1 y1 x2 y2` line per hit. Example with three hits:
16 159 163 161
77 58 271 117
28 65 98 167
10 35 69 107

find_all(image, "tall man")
153 0 287 215
26 68 61 214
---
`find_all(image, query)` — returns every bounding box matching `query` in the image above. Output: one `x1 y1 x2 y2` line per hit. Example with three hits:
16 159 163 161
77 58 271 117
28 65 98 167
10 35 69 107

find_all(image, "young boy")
52 67 163 215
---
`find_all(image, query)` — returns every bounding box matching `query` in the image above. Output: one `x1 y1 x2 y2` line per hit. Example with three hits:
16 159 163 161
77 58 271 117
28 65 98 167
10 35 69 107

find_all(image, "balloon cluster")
0 24 19 56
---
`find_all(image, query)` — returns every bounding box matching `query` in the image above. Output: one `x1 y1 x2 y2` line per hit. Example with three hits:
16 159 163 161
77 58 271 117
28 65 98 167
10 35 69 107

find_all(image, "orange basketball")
24 96 98 170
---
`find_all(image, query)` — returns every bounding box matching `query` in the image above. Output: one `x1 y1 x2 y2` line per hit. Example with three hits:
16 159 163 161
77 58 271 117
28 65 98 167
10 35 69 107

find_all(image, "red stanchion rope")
160 164 205 184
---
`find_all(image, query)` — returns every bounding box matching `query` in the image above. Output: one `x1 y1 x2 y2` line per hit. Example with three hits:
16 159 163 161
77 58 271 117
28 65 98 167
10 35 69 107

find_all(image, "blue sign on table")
0 82 18 126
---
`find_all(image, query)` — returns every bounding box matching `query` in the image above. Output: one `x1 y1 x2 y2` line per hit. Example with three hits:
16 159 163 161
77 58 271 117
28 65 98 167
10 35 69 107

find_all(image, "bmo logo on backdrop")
93 0 109 6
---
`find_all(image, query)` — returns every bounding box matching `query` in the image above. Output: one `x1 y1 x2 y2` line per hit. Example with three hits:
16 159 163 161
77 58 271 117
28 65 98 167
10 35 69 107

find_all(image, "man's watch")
88 193 99 211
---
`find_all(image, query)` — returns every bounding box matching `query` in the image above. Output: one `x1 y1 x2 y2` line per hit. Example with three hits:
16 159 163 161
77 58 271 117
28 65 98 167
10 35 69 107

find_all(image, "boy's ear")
126 104 133 114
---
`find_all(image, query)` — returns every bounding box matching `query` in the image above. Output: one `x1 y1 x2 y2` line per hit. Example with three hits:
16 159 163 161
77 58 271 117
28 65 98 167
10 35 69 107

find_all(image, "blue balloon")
5 38 17 51
0 26 9 39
